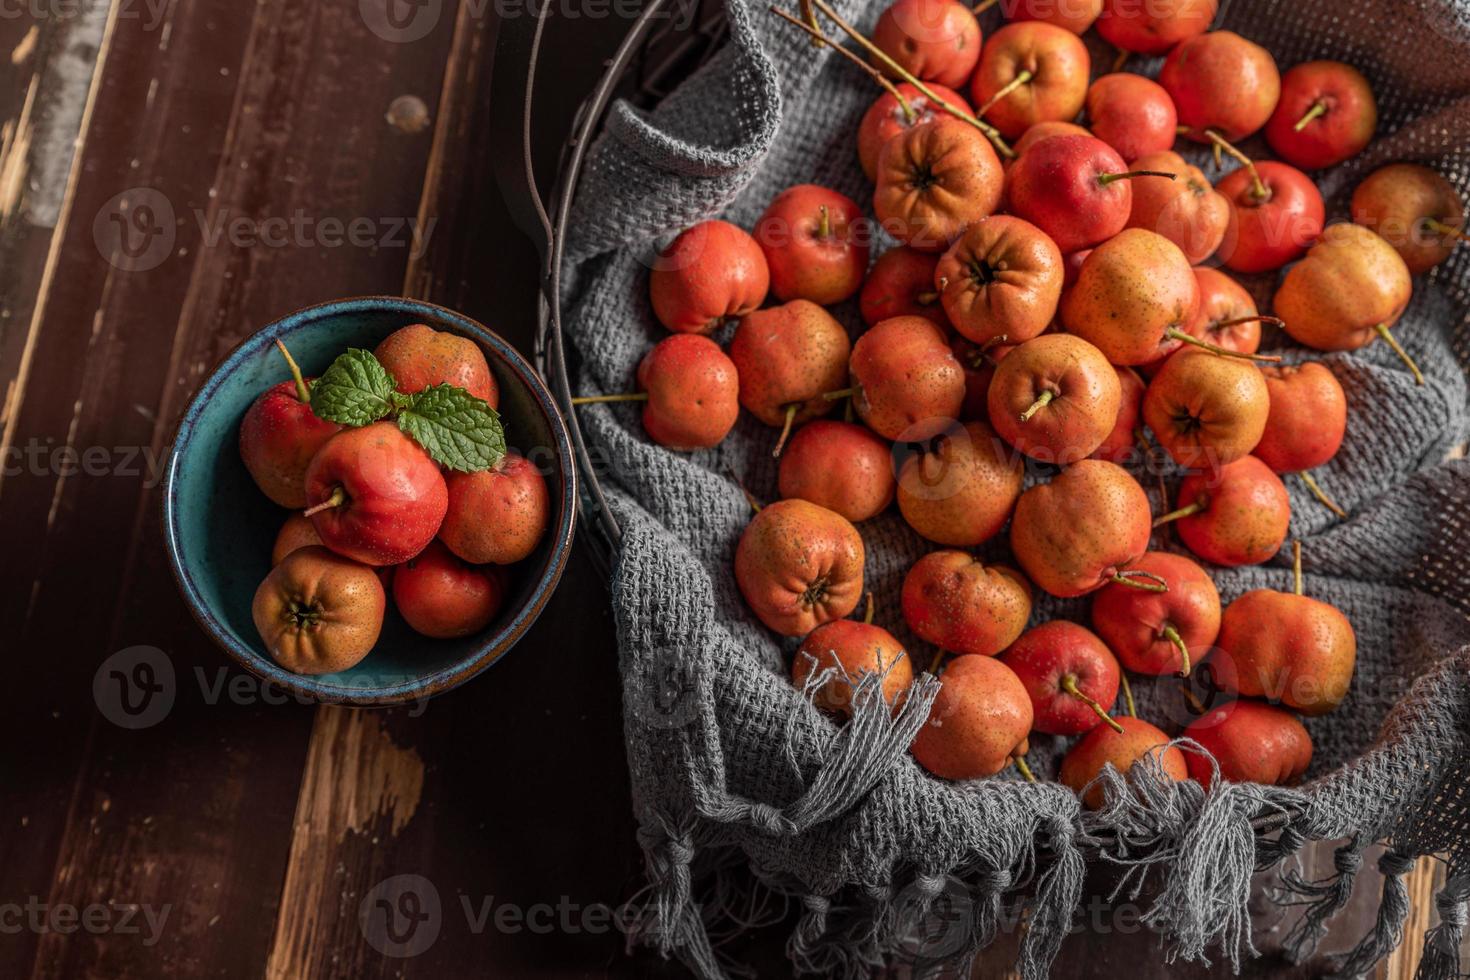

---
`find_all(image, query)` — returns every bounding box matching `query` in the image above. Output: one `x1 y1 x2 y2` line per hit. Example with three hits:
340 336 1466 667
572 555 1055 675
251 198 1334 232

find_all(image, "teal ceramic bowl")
162 297 577 705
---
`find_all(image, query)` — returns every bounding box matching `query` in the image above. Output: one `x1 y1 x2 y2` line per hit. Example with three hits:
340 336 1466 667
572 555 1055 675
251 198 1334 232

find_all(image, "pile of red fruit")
238 325 549 675
574 0 1468 800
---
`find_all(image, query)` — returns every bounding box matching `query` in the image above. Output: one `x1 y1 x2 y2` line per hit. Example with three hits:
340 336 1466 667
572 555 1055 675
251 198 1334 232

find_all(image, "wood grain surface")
0 2 1451 978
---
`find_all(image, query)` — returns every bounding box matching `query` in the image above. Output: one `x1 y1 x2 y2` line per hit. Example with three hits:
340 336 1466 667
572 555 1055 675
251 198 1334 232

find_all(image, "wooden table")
0 2 1442 977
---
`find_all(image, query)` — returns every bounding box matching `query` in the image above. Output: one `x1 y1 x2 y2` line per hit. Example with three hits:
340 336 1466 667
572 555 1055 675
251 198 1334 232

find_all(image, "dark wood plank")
0 2 458 978
257 4 673 976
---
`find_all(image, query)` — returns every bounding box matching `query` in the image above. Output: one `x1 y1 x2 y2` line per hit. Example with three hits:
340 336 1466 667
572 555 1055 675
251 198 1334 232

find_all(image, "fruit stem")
927 649 946 675
1014 756 1037 783
1293 101 1327 132
1018 389 1054 422
1425 218 1470 243
1112 48 1129 73
1181 681 1208 716
1119 671 1137 719
570 392 650 405
1161 623 1192 677
1374 323 1426 386
972 0 999 12
863 591 875 624
1152 500 1203 527
975 69 1033 119
822 386 857 401
1061 674 1125 734
1165 327 1283 362
769 6 912 112
797 0 821 45
772 403 799 459
1300 470 1348 519
1096 170 1178 186
806 0 1015 158
1215 315 1285 329
817 203 831 240
1292 539 1304 596
275 340 310 403
1109 570 1169 593
915 290 939 305
302 486 346 518
724 464 763 513
1202 129 1268 201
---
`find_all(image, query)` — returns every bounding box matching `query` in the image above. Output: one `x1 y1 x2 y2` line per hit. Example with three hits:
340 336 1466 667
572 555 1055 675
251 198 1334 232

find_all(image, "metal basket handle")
491 3 688 573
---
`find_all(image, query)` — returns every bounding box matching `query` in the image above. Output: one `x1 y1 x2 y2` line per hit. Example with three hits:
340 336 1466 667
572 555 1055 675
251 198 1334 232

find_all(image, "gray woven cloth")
560 0 1470 974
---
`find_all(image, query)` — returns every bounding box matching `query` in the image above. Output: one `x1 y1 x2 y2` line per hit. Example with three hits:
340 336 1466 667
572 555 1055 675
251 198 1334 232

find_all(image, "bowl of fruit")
162 296 576 705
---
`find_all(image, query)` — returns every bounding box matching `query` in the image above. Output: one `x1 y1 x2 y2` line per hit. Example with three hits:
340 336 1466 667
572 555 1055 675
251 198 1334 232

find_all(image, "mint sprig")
307 348 505 472
310 348 395 425
398 384 505 473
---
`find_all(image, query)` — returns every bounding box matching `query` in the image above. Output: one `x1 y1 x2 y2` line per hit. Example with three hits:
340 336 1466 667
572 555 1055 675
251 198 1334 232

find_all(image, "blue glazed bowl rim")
160 295 578 706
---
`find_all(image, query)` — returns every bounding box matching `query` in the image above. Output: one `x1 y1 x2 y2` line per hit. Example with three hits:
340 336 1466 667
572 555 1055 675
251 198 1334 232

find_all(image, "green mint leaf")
309 348 397 426
398 384 505 472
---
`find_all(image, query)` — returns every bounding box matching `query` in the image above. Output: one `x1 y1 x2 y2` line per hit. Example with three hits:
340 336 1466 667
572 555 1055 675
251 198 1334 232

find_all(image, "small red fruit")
1350 163 1468 275
439 451 550 565
859 245 947 329
1060 716 1187 809
911 654 1033 780
252 545 386 675
1008 0 1102 34
648 220 770 334
1216 160 1325 274
778 421 896 523
1124 151 1229 266
871 0 983 89
969 21 1091 140
1007 134 1163 254
1010 459 1153 598
874 118 1004 251
1095 0 1216 56
988 333 1121 465
735 499 865 637
792 619 914 716
897 420 1025 546
849 316 966 441
1264 61 1376 171
635 334 741 451
1085 73 1177 163
756 184 870 305
375 323 499 409
1090 365 1145 464
857 83 972 182
1166 456 1290 567
1091 551 1220 676
238 345 341 509
1162 31 1281 143
1256 362 1347 475
1000 621 1123 736
729 299 850 450
1183 699 1312 789
901 552 1032 658
303 422 449 567
393 539 507 639
935 214 1063 345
